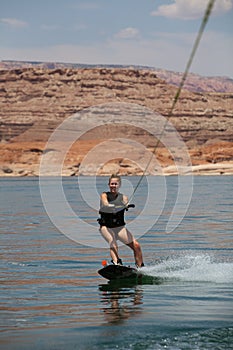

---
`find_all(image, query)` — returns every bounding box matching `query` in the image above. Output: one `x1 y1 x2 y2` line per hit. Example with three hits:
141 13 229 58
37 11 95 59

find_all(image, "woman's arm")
100 192 109 206
122 194 129 206
100 193 114 209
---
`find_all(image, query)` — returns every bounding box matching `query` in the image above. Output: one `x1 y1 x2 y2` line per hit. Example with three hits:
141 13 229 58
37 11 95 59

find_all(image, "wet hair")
108 174 121 185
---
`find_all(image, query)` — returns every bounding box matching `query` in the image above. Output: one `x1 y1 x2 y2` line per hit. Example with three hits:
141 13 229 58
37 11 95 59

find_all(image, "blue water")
0 176 233 349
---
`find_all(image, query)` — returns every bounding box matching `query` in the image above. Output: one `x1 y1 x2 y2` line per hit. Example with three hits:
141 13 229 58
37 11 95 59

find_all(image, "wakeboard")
98 264 141 281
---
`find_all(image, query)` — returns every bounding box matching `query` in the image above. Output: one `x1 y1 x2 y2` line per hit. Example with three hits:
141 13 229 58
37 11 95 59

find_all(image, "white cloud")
151 0 233 20
0 18 28 28
0 30 232 77
115 27 140 39
214 0 233 13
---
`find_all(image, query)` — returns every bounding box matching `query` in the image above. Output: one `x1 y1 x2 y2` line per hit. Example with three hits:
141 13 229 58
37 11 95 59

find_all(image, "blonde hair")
108 174 121 185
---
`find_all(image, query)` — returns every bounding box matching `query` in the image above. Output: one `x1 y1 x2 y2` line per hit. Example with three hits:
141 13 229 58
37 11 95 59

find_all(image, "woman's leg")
100 226 119 263
127 239 144 267
117 227 144 267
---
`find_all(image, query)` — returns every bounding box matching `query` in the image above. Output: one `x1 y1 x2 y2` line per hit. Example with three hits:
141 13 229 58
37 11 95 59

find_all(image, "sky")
0 0 233 77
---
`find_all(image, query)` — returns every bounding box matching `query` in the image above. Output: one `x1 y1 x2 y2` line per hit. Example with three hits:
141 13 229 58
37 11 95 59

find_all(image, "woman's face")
108 178 120 193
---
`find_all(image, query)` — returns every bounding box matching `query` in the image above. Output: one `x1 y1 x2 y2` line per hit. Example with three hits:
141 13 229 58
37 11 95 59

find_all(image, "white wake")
141 253 233 284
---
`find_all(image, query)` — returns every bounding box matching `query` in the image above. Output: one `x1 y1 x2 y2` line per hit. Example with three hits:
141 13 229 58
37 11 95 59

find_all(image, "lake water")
0 176 233 350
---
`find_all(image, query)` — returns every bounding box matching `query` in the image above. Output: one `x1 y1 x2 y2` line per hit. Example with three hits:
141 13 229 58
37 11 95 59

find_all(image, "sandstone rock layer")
0 67 233 176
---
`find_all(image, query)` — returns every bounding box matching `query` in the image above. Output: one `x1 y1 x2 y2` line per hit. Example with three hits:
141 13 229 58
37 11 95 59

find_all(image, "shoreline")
1 162 233 177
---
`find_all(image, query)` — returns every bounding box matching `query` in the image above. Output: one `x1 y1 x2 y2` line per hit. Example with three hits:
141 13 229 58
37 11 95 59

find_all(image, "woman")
98 174 144 267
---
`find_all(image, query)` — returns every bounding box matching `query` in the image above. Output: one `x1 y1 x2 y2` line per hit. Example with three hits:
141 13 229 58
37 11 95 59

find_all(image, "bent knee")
128 239 140 250
133 240 141 249
110 241 117 247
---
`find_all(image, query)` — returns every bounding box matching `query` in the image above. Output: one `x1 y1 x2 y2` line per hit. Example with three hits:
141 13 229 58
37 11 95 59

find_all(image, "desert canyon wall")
0 65 233 176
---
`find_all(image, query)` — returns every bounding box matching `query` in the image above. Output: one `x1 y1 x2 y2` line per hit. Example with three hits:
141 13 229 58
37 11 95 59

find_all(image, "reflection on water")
1 177 233 350
99 283 143 325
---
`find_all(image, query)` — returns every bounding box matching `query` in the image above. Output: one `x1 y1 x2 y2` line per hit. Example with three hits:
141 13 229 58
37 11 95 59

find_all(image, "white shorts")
100 225 134 246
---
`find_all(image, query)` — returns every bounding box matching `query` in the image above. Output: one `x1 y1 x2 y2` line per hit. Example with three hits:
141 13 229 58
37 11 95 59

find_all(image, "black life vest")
98 192 125 228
